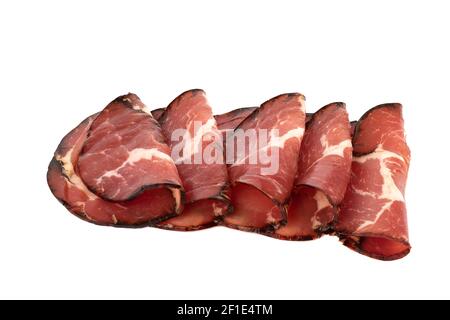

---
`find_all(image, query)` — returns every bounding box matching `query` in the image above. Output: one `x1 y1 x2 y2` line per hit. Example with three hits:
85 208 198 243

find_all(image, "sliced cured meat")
350 120 357 137
214 107 257 132
296 103 352 205
335 103 411 260
269 186 334 240
47 94 183 227
78 94 182 202
224 93 306 232
47 90 411 261
156 89 231 231
270 102 352 240
151 107 165 122
215 107 258 166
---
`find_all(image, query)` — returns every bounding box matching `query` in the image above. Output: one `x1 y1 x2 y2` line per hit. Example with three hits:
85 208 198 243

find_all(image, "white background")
0 0 448 299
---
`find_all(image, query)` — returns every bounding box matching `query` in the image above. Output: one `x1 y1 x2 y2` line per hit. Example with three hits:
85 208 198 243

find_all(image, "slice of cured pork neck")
47 94 183 227
215 107 257 153
48 91 411 261
214 107 257 132
156 89 231 230
335 103 411 260
224 93 306 232
269 103 353 240
151 107 166 122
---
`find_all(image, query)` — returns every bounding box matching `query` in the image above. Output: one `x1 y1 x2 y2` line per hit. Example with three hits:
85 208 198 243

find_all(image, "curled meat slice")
151 107 165 122
157 89 231 231
336 103 411 260
47 94 183 227
272 102 353 240
215 107 257 132
224 93 306 232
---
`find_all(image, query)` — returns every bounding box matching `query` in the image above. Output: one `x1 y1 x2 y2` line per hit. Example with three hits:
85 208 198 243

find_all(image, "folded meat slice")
47 94 183 227
156 89 231 230
224 93 306 232
335 103 411 260
271 103 353 240
215 107 257 132
151 107 165 122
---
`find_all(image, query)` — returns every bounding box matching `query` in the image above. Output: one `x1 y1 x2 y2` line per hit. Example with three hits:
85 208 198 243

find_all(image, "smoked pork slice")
224 93 306 232
151 107 165 122
272 103 352 240
157 106 258 131
215 107 257 131
156 89 231 231
335 103 411 260
47 97 184 226
78 94 182 202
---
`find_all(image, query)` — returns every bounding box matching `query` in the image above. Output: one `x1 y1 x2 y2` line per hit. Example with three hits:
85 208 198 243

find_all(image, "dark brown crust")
235 93 305 131
352 103 403 157
215 107 257 120
218 208 287 235
337 232 411 261
215 107 257 119
265 232 316 241
304 102 346 130
114 181 183 204
156 220 218 232
214 107 258 129
150 107 166 121
47 157 181 228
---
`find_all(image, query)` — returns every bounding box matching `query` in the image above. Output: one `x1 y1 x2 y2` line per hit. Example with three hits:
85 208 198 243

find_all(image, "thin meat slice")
350 120 357 137
224 93 306 232
77 94 182 203
156 106 257 131
156 89 231 230
215 107 257 132
151 107 165 122
47 101 183 226
270 186 334 240
215 107 258 166
335 103 411 260
270 103 352 240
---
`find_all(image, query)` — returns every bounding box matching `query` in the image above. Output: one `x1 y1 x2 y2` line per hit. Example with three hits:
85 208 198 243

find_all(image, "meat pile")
47 90 411 261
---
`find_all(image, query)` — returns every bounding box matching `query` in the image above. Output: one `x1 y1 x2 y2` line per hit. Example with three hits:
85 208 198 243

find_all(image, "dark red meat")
156 89 231 230
214 107 257 132
271 102 352 240
335 103 411 260
151 107 165 122
224 93 306 231
48 91 411 261
47 94 184 226
78 94 182 202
